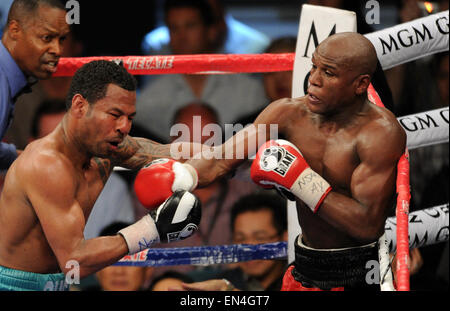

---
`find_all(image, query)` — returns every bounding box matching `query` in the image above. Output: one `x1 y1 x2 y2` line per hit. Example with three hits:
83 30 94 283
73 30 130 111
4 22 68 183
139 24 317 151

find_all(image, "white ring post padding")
385 203 449 253
365 10 449 70
398 107 449 150
291 4 357 99
378 233 396 291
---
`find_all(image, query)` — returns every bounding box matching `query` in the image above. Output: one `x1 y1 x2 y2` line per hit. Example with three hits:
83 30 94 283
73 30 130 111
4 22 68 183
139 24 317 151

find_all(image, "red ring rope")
368 84 411 291
55 54 412 291
395 153 411 291
54 53 295 77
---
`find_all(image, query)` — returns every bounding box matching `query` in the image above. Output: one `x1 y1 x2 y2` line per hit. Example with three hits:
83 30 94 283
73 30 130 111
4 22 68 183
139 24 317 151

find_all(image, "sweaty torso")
272 97 387 249
0 136 107 273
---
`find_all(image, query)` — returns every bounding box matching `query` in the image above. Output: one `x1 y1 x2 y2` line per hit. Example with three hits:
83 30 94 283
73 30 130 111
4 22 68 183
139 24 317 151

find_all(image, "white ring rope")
385 203 449 253
399 107 449 150
365 10 449 70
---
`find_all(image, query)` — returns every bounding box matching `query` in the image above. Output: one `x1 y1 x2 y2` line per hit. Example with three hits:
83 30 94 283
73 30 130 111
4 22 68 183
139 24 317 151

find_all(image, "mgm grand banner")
365 10 449 70
398 107 449 150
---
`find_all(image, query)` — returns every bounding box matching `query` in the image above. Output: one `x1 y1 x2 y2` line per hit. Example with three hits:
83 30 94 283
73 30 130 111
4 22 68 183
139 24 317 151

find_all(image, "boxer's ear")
70 94 89 118
6 20 22 41
354 74 371 96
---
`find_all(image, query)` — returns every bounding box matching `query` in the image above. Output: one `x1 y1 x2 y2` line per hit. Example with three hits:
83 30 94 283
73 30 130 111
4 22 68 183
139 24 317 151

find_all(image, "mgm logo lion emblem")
260 146 296 177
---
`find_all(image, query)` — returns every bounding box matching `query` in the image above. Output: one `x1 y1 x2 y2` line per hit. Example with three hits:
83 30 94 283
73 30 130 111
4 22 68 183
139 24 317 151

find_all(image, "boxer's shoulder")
270 96 307 110
356 104 406 160
362 104 405 142
18 139 77 184
257 96 308 125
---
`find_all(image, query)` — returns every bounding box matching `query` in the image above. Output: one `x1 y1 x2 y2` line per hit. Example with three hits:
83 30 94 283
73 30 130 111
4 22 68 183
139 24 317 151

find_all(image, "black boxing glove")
119 190 201 254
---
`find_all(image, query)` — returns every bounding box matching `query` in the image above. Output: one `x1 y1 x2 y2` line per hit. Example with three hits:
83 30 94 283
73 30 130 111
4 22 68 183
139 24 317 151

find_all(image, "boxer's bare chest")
75 159 111 220
283 114 368 248
285 116 361 193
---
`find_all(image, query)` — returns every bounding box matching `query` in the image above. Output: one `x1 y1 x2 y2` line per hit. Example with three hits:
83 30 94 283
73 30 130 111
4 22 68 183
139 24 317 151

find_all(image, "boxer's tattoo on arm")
93 157 112 185
114 136 173 170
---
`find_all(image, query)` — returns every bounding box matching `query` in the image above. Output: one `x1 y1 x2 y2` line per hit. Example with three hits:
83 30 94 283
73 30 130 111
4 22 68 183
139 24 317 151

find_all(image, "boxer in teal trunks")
0 60 201 291
0 266 68 291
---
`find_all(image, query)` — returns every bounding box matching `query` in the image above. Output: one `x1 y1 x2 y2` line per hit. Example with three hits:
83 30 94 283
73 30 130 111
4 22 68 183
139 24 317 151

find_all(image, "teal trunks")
0 265 69 291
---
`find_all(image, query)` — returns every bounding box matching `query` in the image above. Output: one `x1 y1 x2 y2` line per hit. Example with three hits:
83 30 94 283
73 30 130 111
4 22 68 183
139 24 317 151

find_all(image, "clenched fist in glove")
118 190 201 254
251 139 332 213
134 158 198 209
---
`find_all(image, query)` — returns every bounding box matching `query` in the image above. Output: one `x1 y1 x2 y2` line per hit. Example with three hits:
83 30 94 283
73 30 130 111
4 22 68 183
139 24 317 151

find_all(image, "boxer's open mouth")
108 141 121 149
308 93 321 104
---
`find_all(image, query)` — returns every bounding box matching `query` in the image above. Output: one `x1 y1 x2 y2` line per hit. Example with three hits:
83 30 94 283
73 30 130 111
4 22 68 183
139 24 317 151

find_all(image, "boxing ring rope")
395 153 411 290
53 11 449 77
368 83 412 290
53 11 448 291
114 203 448 267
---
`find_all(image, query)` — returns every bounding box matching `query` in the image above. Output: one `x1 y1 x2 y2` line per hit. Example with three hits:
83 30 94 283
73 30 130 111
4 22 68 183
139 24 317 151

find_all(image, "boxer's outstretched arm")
110 136 173 170
186 98 290 186
110 136 203 170
26 155 128 278
110 98 289 184
316 118 406 242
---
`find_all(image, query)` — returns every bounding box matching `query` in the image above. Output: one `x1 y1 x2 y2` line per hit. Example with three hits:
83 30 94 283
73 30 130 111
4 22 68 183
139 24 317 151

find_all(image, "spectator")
263 37 297 102
170 102 258 245
87 222 154 291
139 102 260 279
175 193 288 291
134 0 268 142
28 100 136 240
170 101 223 145
223 193 288 291
1 0 70 168
149 271 194 291
141 0 270 56
29 99 66 140
236 36 297 126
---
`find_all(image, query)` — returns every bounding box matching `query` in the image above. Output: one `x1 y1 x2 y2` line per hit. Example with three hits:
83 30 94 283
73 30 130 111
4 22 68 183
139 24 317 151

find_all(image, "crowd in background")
0 0 448 291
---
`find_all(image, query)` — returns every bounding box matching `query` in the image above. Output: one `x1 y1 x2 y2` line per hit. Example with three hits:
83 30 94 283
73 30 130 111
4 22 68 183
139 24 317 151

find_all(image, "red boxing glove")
134 159 198 209
251 140 331 213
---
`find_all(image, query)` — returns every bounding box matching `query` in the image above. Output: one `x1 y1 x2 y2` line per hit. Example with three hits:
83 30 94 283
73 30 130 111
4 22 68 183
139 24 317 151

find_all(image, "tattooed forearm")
116 136 174 170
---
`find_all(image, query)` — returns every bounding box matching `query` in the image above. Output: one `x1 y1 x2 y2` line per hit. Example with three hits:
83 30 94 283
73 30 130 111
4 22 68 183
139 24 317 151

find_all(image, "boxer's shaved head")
316 32 378 78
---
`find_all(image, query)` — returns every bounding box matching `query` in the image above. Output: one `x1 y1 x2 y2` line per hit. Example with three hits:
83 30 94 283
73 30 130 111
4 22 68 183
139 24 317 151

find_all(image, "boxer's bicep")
351 124 405 223
351 157 397 222
26 159 85 270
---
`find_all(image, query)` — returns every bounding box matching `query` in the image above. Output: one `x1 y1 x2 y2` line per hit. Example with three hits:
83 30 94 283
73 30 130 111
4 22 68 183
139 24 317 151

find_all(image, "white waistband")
296 235 377 252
